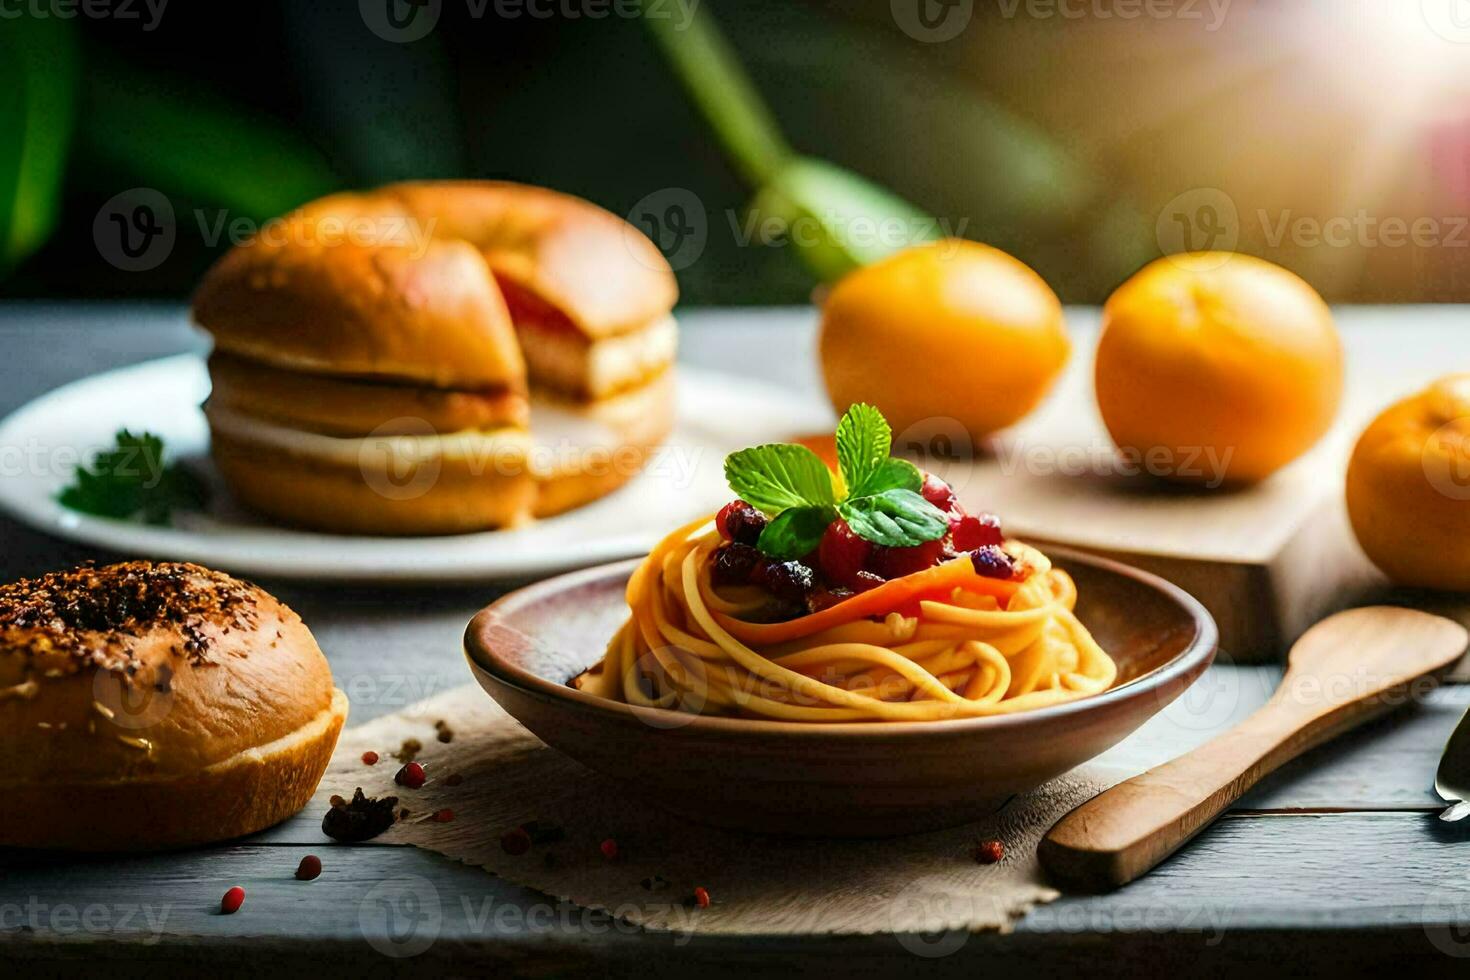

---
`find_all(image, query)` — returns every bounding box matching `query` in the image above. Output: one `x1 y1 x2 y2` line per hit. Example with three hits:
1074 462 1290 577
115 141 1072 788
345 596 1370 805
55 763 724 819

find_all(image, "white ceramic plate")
0 355 830 583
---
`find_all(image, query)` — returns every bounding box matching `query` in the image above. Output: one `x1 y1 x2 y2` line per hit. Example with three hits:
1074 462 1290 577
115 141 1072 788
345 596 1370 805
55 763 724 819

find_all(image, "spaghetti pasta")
574 516 1119 722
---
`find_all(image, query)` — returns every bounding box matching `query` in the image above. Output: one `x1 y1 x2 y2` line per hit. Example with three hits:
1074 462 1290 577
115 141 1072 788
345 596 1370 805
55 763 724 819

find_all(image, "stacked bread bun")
0 561 347 851
193 181 679 535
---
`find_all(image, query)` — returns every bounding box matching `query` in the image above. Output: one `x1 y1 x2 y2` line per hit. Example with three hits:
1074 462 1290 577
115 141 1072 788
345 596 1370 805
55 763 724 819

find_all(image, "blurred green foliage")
0 17 77 275
0 2 1160 302
0 16 338 280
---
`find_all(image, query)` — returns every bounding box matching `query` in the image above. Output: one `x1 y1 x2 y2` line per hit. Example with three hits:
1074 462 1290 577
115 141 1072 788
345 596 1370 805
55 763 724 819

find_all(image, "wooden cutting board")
807 313 1461 663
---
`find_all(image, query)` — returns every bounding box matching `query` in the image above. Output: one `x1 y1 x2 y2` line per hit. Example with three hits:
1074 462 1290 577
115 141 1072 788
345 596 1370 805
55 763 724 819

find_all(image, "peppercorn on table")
3 304 1470 977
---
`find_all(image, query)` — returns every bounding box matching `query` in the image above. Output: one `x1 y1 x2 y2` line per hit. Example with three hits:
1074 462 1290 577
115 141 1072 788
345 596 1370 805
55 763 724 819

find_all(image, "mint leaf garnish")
58 430 208 526
724 444 836 516
853 457 922 497
837 490 950 548
835 402 890 498
757 505 836 560
723 405 950 554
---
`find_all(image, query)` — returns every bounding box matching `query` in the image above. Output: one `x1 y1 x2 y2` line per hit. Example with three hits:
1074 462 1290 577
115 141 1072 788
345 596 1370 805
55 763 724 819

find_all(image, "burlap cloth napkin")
310 684 1131 937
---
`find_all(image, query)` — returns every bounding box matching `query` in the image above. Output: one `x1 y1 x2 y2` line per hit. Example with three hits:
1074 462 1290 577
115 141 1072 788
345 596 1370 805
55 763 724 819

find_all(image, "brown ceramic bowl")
464 547 1216 836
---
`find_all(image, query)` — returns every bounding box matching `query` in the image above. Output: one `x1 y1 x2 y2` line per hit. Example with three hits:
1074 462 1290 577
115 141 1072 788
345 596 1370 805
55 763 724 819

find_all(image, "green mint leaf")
834 403 890 498
756 505 835 560
838 489 949 548
58 430 208 525
724 444 836 516
852 457 922 497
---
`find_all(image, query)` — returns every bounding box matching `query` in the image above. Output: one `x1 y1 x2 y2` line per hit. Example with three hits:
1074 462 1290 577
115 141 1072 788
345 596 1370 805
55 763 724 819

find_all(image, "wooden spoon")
1039 605 1468 891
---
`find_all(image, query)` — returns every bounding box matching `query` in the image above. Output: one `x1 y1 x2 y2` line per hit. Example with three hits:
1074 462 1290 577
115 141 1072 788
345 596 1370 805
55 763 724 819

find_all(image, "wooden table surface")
3 303 1470 977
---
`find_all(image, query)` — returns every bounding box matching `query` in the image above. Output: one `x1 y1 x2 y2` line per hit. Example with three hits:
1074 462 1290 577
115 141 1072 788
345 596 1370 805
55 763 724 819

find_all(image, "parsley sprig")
723 404 949 559
58 430 208 526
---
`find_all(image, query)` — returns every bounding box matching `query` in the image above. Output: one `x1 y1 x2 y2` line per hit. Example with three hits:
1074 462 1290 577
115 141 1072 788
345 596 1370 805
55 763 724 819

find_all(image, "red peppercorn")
394 761 426 789
220 886 245 914
599 838 619 861
445 773 464 787
973 839 1005 864
693 886 710 909
500 827 531 855
295 855 322 881
433 808 455 823
361 751 379 766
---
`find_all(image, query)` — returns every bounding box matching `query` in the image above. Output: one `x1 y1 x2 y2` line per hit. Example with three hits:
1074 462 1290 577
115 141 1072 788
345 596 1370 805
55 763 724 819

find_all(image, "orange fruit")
1347 375 1470 590
1094 253 1342 486
819 239 1069 445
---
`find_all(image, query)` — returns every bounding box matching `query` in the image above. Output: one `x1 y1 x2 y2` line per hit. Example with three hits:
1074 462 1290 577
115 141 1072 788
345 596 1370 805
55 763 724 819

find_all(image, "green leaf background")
0 17 77 275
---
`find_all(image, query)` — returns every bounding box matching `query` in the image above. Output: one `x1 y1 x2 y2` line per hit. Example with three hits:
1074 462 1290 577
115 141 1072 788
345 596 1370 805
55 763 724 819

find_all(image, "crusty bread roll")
192 180 679 535
384 181 677 340
195 236 528 391
0 561 347 851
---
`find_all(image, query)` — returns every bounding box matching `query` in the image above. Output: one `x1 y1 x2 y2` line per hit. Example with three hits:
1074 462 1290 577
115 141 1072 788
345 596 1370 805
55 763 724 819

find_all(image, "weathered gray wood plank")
4 813 1470 969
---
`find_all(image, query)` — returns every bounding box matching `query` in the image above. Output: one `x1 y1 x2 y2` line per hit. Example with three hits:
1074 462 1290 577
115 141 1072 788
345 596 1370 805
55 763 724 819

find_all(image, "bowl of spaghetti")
464 407 1217 836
